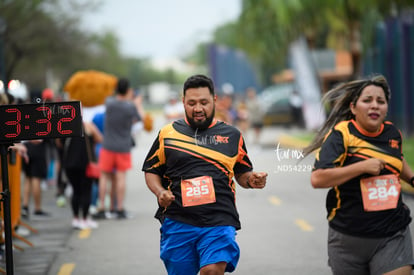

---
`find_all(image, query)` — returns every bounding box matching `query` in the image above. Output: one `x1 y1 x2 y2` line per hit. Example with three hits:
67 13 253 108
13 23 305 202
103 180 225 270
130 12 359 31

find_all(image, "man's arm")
144 172 175 207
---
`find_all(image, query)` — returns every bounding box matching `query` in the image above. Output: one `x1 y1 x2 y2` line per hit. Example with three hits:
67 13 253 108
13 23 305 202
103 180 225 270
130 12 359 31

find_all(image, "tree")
0 0 185 97
85 30 128 76
0 0 100 92
229 0 414 82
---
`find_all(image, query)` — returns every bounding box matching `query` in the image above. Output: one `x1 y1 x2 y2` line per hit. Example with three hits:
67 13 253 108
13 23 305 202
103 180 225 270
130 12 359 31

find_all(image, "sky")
82 0 241 60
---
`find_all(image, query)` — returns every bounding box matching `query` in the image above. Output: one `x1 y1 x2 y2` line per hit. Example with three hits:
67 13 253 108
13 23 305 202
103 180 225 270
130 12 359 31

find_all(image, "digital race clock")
0 101 83 143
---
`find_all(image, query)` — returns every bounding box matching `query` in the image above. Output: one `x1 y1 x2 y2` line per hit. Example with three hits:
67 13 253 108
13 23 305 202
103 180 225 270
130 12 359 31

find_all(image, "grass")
403 137 414 170
292 132 316 144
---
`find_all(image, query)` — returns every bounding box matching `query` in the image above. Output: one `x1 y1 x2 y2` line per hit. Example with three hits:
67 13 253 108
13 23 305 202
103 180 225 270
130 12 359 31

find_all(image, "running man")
142 74 267 275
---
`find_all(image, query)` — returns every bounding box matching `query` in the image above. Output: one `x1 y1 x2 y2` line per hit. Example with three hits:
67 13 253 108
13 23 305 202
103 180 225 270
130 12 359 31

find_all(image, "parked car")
258 83 295 126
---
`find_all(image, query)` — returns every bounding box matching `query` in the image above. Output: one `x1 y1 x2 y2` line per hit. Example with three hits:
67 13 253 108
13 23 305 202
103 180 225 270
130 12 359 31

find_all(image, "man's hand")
247 172 268 189
157 190 175 208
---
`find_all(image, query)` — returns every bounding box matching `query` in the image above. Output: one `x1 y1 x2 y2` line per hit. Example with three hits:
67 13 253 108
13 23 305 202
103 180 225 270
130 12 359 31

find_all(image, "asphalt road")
6 116 414 275
51 120 330 275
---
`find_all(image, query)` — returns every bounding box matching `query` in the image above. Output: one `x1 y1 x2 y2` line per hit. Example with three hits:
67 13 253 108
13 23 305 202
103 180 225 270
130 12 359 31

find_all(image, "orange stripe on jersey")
328 186 341 221
166 138 240 176
237 135 251 167
350 153 401 176
164 145 230 176
351 119 384 138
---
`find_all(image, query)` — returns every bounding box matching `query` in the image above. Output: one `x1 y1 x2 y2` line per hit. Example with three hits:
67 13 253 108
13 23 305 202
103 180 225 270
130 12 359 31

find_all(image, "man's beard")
186 108 215 130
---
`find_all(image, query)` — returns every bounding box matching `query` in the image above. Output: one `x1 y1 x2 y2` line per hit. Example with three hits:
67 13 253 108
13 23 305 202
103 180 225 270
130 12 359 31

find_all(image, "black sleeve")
314 129 346 170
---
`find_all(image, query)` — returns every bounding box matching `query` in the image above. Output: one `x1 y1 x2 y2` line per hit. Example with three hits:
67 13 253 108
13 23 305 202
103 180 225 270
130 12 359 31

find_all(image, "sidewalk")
1 184 73 275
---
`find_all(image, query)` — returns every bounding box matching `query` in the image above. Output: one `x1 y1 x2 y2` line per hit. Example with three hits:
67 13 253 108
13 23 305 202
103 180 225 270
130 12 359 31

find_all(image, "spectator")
164 92 184 123
64 121 102 229
289 90 304 128
90 111 117 217
245 87 264 144
21 140 50 218
94 77 142 219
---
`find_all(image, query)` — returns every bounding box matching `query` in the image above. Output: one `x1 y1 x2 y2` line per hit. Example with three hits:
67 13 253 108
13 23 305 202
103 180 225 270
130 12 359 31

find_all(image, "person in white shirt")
164 92 184 123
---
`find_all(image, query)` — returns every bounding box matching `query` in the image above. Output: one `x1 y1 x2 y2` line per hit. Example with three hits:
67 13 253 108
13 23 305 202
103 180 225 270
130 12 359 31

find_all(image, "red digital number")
5 108 21 138
57 105 75 135
35 106 52 136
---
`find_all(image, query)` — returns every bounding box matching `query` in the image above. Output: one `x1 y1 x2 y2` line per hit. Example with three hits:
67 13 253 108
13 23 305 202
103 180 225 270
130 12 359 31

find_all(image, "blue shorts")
160 218 240 275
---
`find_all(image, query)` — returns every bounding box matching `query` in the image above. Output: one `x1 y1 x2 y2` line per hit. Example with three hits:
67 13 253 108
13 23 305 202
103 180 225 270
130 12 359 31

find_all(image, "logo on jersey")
389 139 399 149
214 135 229 144
194 134 229 145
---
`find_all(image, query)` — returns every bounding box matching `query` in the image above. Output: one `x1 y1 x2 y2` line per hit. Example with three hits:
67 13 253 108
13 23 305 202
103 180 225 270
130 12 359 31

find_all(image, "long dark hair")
303 74 391 157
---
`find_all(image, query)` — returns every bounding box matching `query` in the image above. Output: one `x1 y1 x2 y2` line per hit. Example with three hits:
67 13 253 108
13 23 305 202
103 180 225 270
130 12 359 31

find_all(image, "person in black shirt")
304 74 414 275
64 121 102 229
142 74 267 275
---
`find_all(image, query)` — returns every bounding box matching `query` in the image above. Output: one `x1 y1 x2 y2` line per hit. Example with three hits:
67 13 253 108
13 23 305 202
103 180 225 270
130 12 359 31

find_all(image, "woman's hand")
362 158 386 176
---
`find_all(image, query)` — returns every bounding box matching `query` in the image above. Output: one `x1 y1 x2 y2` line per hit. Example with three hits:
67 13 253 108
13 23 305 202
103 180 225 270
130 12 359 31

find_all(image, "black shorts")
22 154 47 179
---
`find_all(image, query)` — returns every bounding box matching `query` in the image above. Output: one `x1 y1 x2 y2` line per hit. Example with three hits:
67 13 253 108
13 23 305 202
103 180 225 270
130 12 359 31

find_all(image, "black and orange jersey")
142 119 253 229
314 119 411 237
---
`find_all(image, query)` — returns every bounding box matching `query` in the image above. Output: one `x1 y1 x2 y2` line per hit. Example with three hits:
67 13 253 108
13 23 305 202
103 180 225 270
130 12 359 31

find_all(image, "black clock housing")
0 101 83 143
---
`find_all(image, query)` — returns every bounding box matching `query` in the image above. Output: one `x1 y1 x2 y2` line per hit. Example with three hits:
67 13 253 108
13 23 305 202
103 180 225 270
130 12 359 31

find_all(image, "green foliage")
183 42 209 66
210 0 414 84
0 0 98 89
404 137 414 170
213 22 240 49
0 0 183 92
3 0 414 93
